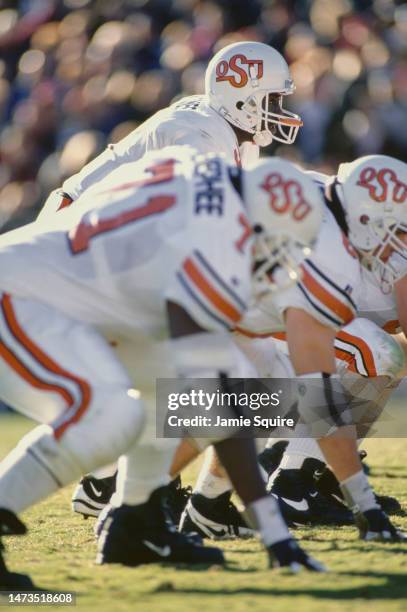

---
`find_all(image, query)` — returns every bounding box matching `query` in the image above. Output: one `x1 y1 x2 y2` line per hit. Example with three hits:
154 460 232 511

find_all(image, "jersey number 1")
68 159 176 254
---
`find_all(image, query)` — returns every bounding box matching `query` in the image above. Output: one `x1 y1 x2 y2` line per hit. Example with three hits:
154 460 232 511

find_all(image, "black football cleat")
0 509 41 590
96 488 224 567
314 457 402 516
269 459 353 526
268 538 326 573
72 473 117 518
354 508 407 542
179 491 254 540
258 441 288 478
163 476 192 527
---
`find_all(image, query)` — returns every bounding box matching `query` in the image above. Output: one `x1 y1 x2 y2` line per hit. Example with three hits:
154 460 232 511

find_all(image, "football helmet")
241 157 323 293
335 155 407 291
205 41 302 147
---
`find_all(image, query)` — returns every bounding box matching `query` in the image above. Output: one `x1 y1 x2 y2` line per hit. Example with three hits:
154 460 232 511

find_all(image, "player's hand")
355 508 407 542
267 538 327 572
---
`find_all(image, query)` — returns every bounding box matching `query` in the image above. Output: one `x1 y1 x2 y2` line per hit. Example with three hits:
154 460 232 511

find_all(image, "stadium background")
0 0 405 233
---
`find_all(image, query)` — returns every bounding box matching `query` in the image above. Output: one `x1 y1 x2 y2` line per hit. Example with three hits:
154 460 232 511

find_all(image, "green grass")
1 413 407 611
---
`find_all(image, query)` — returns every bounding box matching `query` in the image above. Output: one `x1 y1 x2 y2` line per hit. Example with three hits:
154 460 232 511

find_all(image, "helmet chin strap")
253 131 273 147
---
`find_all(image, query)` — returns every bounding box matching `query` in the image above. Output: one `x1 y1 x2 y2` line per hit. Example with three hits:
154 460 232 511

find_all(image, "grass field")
1 412 407 611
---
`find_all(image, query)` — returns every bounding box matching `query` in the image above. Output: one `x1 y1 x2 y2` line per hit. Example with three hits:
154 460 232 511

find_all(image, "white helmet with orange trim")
335 155 407 291
240 157 324 293
205 41 302 147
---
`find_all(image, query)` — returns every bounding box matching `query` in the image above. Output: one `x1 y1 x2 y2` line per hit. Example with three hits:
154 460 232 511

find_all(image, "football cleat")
258 441 288 478
314 454 401 516
163 476 192 527
96 488 224 567
354 508 407 542
269 459 353 526
72 473 117 518
267 538 326 573
179 491 254 540
0 509 40 590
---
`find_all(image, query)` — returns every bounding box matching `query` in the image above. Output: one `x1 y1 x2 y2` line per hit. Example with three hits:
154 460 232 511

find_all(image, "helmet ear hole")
236 101 244 110
253 224 263 234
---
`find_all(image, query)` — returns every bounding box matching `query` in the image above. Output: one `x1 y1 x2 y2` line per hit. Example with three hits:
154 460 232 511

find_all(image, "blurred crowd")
0 0 406 229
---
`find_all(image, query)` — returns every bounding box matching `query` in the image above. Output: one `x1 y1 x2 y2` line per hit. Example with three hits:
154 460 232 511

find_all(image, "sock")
194 470 232 499
90 463 118 479
282 438 325 467
112 443 176 507
0 442 59 514
245 495 290 546
340 470 379 513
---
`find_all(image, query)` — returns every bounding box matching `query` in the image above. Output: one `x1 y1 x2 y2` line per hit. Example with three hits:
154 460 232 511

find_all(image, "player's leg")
0 294 145 588
95 399 228 567
97 335 324 572
179 335 292 538
278 319 403 539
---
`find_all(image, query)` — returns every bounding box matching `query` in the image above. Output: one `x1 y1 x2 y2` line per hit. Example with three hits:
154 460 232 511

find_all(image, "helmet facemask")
240 91 302 146
356 219 407 293
252 227 311 296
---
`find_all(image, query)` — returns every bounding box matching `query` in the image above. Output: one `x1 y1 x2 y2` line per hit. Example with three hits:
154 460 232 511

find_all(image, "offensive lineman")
180 155 407 543
263 156 407 525
0 148 325 589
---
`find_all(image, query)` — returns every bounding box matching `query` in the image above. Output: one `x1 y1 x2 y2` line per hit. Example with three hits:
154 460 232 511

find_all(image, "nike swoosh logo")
143 541 171 557
280 496 309 512
88 482 103 498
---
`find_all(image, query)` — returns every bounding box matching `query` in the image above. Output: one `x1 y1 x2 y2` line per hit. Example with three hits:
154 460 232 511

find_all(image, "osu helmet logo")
357 167 407 205
215 54 264 88
261 173 312 221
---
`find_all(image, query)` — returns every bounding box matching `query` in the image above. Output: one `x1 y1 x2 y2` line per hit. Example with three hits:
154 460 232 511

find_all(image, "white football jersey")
0 148 253 338
305 170 401 335
39 95 259 219
236 206 360 337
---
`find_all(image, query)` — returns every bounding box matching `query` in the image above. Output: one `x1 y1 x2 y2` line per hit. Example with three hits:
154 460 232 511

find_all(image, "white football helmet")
205 41 302 147
241 157 324 293
336 155 407 291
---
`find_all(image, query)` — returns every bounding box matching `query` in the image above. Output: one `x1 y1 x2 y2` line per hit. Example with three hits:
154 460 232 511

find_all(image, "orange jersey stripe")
302 268 354 324
334 346 359 374
183 258 242 324
234 327 286 340
0 339 74 405
1 295 91 439
56 194 74 211
336 329 377 377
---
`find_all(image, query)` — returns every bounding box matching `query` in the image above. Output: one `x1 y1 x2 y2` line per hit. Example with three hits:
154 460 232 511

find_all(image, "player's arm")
37 125 148 221
283 307 361 481
285 307 336 374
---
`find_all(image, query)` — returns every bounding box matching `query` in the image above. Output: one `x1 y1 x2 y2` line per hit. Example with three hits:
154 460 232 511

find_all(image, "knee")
371 329 405 378
342 319 405 379
59 387 146 474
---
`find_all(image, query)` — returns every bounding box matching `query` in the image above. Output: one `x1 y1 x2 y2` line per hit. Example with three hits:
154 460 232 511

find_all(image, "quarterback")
38 40 302 220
